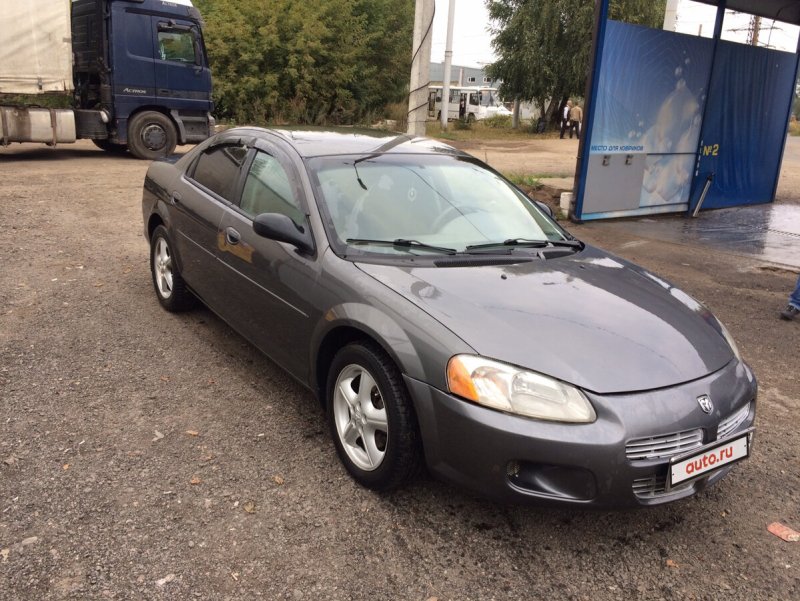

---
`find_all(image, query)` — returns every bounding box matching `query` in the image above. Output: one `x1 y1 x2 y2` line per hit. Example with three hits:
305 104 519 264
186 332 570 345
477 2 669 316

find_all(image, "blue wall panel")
693 41 798 209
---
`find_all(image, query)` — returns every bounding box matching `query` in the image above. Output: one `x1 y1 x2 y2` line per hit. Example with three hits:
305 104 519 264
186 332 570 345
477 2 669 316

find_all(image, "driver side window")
158 29 197 63
240 151 305 227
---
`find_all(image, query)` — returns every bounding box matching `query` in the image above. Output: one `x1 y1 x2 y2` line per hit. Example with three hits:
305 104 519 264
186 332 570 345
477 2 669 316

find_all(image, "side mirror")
253 213 314 254
535 200 554 219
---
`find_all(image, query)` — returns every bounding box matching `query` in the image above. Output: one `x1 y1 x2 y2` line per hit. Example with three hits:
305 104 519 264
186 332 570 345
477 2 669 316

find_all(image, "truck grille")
717 403 751 440
625 428 703 461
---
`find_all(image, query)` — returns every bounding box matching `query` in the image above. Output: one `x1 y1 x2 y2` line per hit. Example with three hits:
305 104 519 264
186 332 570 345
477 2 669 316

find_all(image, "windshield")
309 154 569 256
480 91 501 107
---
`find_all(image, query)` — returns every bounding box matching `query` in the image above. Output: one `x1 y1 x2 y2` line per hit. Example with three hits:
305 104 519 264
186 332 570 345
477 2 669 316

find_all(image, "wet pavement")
586 202 800 270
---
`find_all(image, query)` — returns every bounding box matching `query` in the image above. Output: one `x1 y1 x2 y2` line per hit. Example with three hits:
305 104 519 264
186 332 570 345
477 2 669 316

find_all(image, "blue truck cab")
71 0 214 159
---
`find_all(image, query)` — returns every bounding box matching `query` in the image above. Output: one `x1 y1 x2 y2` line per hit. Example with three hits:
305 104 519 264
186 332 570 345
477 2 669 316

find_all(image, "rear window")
190 145 248 201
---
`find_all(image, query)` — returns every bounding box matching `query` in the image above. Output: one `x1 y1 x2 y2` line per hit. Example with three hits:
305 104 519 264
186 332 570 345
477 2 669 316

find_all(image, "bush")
483 114 512 128
454 119 472 130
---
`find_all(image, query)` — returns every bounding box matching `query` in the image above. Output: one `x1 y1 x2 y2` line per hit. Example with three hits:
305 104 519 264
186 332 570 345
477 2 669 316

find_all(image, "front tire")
128 111 177 160
150 225 195 312
326 342 422 491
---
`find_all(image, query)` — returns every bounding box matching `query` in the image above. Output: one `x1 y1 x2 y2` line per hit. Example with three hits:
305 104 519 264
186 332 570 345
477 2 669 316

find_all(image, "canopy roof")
695 0 800 26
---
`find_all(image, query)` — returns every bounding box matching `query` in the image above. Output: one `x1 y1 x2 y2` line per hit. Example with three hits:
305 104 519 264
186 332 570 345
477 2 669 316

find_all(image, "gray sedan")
142 127 756 508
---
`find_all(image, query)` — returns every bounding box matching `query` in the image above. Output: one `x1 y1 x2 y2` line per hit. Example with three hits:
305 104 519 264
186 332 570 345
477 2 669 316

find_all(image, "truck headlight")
446 355 596 423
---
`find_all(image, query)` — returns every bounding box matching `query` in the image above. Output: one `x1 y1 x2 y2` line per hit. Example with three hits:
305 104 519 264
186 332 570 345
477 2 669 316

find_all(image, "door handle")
224 227 241 245
170 191 182 205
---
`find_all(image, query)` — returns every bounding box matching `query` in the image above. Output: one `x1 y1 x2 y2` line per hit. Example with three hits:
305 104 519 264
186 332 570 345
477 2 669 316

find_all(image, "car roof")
215 126 469 159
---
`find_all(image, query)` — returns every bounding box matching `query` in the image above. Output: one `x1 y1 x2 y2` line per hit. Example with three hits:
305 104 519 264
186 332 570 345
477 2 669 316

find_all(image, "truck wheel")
128 111 177 160
92 139 128 154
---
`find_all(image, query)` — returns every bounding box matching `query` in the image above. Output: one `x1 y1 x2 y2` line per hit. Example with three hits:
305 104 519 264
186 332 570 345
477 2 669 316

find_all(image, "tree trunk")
545 95 566 127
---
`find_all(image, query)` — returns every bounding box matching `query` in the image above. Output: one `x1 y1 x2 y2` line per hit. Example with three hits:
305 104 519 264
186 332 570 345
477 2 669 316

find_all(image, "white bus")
427 85 512 122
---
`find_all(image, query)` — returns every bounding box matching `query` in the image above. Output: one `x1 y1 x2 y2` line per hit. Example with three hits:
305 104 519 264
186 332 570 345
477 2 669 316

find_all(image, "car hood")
355 246 734 394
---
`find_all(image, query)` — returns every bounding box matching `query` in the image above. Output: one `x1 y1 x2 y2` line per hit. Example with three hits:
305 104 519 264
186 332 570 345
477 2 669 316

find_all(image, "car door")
215 142 320 380
152 17 212 112
171 140 249 308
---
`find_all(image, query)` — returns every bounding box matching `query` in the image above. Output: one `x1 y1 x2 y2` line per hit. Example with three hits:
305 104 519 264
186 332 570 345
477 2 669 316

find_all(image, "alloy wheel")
332 364 389 471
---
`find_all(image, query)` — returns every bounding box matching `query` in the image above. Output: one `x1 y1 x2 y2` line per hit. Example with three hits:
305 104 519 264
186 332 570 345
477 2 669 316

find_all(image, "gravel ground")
1 140 798 600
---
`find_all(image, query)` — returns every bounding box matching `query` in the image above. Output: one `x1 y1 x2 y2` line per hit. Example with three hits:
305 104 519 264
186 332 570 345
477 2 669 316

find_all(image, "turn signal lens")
446 356 479 402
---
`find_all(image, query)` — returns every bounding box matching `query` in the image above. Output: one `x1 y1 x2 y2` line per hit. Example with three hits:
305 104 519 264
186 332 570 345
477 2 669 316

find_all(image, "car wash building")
572 0 800 220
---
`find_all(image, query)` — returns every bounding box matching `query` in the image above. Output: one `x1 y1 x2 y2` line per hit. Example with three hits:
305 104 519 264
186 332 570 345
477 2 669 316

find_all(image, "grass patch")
789 120 800 136
505 173 544 189
483 115 512 128
426 120 555 142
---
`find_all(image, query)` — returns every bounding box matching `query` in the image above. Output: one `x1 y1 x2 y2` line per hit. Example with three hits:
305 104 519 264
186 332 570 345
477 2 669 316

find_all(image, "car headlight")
717 320 742 361
446 355 596 423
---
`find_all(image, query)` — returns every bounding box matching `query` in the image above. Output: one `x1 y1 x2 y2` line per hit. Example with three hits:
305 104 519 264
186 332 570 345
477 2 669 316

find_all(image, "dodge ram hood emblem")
697 394 713 414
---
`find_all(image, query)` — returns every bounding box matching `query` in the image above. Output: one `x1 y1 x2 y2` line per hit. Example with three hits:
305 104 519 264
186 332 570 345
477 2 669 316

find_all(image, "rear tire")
326 342 422 491
128 111 177 160
150 225 195 312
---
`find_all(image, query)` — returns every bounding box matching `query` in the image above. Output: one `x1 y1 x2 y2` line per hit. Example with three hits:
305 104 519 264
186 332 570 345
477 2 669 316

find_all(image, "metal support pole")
691 174 714 217
687 0 726 215
663 0 679 31
440 0 455 130
407 0 434 137
571 0 610 221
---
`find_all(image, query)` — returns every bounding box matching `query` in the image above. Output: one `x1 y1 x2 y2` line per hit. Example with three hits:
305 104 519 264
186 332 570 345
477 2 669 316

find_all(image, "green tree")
486 0 666 126
194 0 413 125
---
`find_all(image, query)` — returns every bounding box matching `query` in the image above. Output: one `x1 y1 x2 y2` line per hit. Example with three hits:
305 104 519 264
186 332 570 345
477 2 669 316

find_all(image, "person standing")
569 102 583 139
780 275 800 320
559 100 572 139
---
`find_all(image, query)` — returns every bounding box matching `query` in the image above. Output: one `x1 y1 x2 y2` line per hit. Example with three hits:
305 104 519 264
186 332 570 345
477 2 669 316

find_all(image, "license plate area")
668 428 754 490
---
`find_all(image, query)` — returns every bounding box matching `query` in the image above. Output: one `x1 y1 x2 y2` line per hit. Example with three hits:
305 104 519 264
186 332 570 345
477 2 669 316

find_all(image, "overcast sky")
430 0 799 69
431 0 495 68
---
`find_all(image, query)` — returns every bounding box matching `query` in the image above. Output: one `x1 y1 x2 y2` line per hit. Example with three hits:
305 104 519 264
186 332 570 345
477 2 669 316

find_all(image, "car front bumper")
406 360 757 508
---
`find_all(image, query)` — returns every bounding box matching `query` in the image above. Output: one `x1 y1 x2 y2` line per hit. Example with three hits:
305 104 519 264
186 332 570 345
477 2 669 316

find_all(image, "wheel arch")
116 106 177 144
310 308 425 411
147 213 165 243
146 215 187 276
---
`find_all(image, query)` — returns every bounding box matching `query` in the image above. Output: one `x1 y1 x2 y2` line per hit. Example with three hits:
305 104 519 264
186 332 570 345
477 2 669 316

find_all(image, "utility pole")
407 0 434 136
663 0 679 31
440 0 455 130
748 15 761 46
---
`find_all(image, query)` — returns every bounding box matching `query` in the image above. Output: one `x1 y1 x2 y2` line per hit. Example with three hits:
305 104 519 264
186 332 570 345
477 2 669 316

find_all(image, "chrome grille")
717 403 750 439
625 429 703 461
632 476 693 499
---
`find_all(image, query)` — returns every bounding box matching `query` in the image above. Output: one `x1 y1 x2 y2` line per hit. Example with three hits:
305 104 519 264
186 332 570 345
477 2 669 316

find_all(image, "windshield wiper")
346 238 457 255
466 238 584 252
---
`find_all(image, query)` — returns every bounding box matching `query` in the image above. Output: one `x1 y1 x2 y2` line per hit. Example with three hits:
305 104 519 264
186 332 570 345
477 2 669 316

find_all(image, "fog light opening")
506 460 521 478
